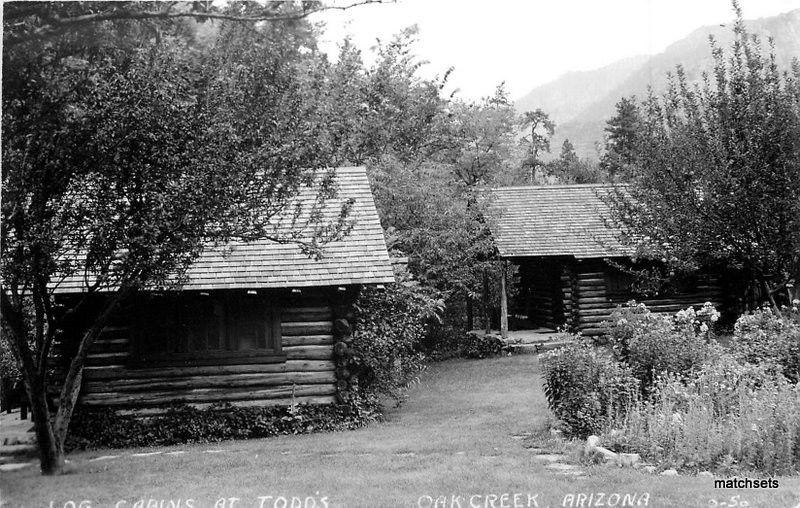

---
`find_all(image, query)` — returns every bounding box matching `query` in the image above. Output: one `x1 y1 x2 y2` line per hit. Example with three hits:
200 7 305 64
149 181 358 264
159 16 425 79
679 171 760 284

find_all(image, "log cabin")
52 166 394 412
490 184 728 337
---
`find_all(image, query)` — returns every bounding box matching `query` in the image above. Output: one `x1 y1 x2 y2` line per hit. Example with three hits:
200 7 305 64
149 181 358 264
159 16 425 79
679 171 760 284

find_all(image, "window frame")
129 290 284 367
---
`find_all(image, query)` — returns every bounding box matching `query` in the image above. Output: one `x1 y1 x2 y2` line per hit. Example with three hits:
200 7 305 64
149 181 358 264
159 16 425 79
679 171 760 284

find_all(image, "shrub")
420 321 466 361
603 301 667 362
349 280 443 401
66 397 380 451
607 356 800 475
730 306 800 383
541 343 640 438
461 332 505 359
604 301 721 395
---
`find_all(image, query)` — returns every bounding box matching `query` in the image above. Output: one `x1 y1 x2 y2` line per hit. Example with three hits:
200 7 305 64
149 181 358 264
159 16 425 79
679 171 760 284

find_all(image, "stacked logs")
332 306 358 402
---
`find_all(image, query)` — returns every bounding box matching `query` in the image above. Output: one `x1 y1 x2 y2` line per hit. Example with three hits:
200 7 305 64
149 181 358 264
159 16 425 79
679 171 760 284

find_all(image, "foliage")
604 301 721 394
349 279 443 401
461 333 505 359
66 397 380 451
1 3 358 474
3 1 376 48
439 85 520 188
517 108 556 183
0 332 20 382
730 305 800 383
600 96 641 178
320 31 519 340
540 343 640 438
608 357 800 475
320 27 447 166
604 5 800 308
545 139 610 184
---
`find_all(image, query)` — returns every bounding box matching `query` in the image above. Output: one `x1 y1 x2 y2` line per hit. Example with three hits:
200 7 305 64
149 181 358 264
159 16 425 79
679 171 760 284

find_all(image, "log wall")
55 287 358 412
570 259 724 337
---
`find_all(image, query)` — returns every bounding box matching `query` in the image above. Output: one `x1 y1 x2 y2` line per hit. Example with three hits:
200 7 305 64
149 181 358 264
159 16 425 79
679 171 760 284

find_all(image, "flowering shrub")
607 358 800 475
674 302 720 338
604 301 721 395
604 301 667 362
541 343 640 438
730 306 800 383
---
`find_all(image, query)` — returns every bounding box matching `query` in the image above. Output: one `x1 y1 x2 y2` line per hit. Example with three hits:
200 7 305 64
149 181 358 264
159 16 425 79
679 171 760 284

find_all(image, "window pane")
232 296 269 351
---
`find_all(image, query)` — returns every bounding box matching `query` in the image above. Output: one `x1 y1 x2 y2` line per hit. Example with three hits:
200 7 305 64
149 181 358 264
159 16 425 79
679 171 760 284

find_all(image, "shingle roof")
490 183 632 259
55 166 394 293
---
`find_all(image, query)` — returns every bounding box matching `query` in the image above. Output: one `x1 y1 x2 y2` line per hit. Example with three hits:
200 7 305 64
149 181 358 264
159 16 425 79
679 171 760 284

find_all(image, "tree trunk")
24 377 64 475
466 297 474 331
760 278 782 317
483 271 491 334
53 286 132 446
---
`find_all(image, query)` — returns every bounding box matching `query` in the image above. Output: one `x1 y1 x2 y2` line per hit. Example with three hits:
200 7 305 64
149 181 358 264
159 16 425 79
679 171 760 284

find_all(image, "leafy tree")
2 5 354 475
601 96 642 178
319 34 516 334
518 108 556 182
438 85 519 188
546 139 609 184
606 4 800 310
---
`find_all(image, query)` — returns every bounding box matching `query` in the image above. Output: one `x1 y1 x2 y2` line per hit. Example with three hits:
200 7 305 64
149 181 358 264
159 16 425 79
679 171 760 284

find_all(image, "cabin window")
132 292 281 364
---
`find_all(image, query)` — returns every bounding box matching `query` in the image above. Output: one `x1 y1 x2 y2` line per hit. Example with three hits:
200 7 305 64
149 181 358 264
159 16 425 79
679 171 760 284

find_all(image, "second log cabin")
490 184 729 337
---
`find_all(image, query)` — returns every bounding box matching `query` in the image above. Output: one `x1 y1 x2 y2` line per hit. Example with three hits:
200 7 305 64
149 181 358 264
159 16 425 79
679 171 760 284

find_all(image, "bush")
605 301 721 395
461 332 505 359
541 343 640 438
349 280 443 401
420 320 466 361
66 397 380 451
730 306 800 383
607 357 800 475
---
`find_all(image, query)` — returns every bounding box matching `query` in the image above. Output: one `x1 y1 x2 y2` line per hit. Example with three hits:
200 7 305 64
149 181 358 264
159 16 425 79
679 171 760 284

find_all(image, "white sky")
312 0 800 100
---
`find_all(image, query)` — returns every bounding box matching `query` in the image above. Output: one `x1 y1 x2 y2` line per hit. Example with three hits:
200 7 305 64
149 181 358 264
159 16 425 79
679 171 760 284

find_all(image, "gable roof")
55 166 394 293
490 183 632 259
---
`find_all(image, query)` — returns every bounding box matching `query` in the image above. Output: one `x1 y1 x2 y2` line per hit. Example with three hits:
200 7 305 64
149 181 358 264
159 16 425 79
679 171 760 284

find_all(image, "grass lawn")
2 353 800 508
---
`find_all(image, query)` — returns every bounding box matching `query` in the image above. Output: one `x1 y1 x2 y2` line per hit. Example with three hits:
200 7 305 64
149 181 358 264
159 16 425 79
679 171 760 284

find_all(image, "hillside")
516 9 800 160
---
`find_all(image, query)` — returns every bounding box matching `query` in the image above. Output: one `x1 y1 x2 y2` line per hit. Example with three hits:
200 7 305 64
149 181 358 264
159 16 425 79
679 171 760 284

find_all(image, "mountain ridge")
516 9 800 160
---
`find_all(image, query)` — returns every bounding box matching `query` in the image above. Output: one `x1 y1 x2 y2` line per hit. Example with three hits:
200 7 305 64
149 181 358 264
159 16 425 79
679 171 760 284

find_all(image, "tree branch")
6 1 386 47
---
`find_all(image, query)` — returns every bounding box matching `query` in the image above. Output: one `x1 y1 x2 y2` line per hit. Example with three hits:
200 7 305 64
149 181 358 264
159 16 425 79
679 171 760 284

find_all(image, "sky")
311 0 800 100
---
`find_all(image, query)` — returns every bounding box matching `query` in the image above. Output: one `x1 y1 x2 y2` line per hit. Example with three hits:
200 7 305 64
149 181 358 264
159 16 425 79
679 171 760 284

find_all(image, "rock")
0 462 32 472
617 453 640 468
660 468 679 476
584 435 601 455
532 454 567 463
594 445 618 462
698 471 714 478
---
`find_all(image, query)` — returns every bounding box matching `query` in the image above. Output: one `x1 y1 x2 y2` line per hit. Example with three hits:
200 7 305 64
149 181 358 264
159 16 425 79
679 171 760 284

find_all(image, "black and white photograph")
1 0 800 506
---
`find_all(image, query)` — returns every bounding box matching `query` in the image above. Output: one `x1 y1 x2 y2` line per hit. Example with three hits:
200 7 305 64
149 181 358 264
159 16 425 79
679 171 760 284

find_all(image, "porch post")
500 260 508 339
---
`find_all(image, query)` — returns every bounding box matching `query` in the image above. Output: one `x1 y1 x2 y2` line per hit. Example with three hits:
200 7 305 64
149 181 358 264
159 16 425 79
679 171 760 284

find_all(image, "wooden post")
500 260 508 339
483 271 491 334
